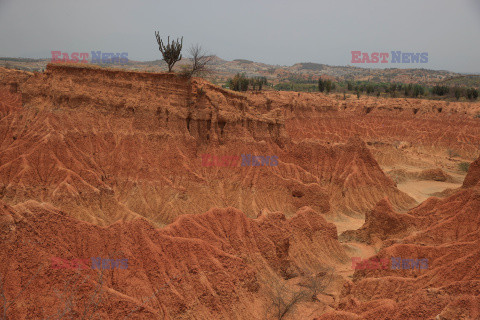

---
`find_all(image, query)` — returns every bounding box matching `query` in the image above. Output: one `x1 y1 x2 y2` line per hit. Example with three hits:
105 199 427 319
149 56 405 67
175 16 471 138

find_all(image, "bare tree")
45 269 105 320
268 279 309 320
45 271 88 320
0 265 44 320
154 33 183 72
297 267 334 302
186 44 213 78
264 268 334 320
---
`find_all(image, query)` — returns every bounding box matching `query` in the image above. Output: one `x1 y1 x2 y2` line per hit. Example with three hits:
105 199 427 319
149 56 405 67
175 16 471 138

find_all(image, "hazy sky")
0 0 479 73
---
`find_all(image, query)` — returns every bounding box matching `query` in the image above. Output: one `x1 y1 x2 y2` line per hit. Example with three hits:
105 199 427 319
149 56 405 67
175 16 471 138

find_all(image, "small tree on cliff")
186 44 213 78
154 33 183 72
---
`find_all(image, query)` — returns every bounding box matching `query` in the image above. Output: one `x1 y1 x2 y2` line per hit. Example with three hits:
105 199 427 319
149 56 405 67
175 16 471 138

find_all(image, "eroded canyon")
0 64 479 319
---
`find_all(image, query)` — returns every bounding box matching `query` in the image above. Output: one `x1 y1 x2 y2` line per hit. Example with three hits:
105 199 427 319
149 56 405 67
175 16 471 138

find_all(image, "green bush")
274 82 317 92
454 88 461 100
458 162 470 172
432 85 449 96
227 73 249 91
318 78 335 93
250 76 267 90
466 88 479 100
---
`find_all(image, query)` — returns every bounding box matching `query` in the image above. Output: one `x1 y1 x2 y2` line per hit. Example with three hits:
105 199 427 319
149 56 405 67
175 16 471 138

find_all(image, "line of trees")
226 73 268 91
318 78 336 93
313 79 478 101
224 71 479 100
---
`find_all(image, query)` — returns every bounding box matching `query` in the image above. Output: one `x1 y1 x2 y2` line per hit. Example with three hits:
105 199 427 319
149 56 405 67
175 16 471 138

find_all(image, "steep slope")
0 65 415 227
2 64 479 319
323 155 480 320
0 202 346 319
463 155 480 188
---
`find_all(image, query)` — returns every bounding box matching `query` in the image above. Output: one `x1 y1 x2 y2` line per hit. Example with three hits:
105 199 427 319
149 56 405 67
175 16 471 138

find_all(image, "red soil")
0 64 479 319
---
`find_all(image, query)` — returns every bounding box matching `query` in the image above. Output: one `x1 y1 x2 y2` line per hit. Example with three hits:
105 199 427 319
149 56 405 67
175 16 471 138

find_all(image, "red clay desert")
0 1 479 319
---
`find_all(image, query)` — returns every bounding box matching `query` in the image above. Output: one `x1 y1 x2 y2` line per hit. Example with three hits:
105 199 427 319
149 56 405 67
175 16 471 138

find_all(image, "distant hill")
296 62 326 71
0 57 46 62
233 59 254 64
0 56 468 86
439 75 480 88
